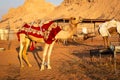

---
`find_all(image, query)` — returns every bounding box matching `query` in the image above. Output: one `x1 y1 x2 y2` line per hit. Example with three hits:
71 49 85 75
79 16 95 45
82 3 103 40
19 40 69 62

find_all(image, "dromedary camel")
17 17 81 71
98 19 120 48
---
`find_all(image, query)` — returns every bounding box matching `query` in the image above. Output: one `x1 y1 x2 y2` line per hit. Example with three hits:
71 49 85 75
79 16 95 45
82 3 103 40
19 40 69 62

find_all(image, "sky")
0 0 63 20
46 0 63 5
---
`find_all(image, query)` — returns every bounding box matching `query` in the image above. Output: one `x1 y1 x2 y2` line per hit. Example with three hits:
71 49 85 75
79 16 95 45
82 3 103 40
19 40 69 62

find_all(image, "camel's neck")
55 18 79 40
69 19 78 33
69 24 77 37
55 23 78 40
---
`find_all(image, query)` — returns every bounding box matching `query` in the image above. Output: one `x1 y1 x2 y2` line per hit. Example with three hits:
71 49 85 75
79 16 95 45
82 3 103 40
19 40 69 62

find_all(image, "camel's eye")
73 18 76 20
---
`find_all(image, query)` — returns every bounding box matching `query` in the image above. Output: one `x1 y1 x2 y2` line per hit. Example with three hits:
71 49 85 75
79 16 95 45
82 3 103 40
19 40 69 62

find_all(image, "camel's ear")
75 16 83 23
70 17 75 20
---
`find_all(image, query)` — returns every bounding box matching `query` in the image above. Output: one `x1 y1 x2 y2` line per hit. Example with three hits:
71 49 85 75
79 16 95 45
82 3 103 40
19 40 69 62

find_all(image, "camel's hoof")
28 64 32 67
47 66 51 69
40 65 45 71
20 65 24 68
40 68 44 71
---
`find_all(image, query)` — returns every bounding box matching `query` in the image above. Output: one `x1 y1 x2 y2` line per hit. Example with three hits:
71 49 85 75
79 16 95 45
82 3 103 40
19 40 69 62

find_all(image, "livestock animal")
17 17 81 71
98 19 120 48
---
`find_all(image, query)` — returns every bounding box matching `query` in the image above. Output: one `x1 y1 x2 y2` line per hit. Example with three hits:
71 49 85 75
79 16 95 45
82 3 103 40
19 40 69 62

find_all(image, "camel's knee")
23 53 27 59
22 48 28 60
22 41 26 46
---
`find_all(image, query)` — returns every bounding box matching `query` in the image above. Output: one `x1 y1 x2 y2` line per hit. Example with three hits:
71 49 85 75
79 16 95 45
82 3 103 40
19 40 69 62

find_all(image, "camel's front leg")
40 44 49 71
47 41 55 69
103 37 107 48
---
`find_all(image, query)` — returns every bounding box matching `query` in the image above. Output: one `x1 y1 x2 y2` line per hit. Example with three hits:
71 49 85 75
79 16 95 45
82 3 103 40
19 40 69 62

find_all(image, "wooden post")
7 21 11 50
113 46 119 74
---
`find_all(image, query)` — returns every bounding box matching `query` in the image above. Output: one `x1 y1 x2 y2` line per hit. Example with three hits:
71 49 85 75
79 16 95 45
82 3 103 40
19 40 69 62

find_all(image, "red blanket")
44 26 61 44
17 21 61 44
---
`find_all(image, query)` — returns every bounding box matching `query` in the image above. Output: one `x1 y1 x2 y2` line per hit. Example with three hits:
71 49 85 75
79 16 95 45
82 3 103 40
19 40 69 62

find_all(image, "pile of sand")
49 0 120 19
0 0 55 29
0 0 120 29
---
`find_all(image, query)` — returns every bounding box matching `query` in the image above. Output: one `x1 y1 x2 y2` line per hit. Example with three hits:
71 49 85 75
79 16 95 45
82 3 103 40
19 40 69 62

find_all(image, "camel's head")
69 17 83 25
69 17 77 24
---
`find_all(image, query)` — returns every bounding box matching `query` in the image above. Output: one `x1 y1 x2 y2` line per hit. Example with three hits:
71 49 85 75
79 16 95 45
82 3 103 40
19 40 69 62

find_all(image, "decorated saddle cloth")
17 21 61 44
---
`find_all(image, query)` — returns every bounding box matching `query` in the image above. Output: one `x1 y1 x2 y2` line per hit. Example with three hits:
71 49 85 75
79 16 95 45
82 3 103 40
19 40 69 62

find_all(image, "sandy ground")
0 35 120 80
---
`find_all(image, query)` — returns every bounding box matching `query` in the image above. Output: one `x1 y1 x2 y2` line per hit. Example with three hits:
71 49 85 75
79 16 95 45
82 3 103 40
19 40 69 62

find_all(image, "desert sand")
0 35 120 80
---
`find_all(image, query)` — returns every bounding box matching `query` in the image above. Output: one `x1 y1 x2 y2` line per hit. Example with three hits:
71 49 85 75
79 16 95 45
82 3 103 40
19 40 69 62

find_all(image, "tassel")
30 42 35 51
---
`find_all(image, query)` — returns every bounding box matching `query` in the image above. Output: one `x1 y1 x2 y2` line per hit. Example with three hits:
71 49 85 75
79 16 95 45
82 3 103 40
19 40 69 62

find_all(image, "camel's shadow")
16 46 43 68
61 40 82 46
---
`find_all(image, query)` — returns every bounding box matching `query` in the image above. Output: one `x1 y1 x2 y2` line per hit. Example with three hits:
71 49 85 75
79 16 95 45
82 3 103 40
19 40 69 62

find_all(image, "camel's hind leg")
103 36 110 48
22 38 32 67
19 41 24 68
106 37 110 47
19 34 26 68
103 37 106 48
19 34 32 68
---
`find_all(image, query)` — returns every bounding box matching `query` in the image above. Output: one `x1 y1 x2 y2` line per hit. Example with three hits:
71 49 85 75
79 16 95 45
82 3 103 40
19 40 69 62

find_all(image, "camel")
17 17 81 71
98 19 120 48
